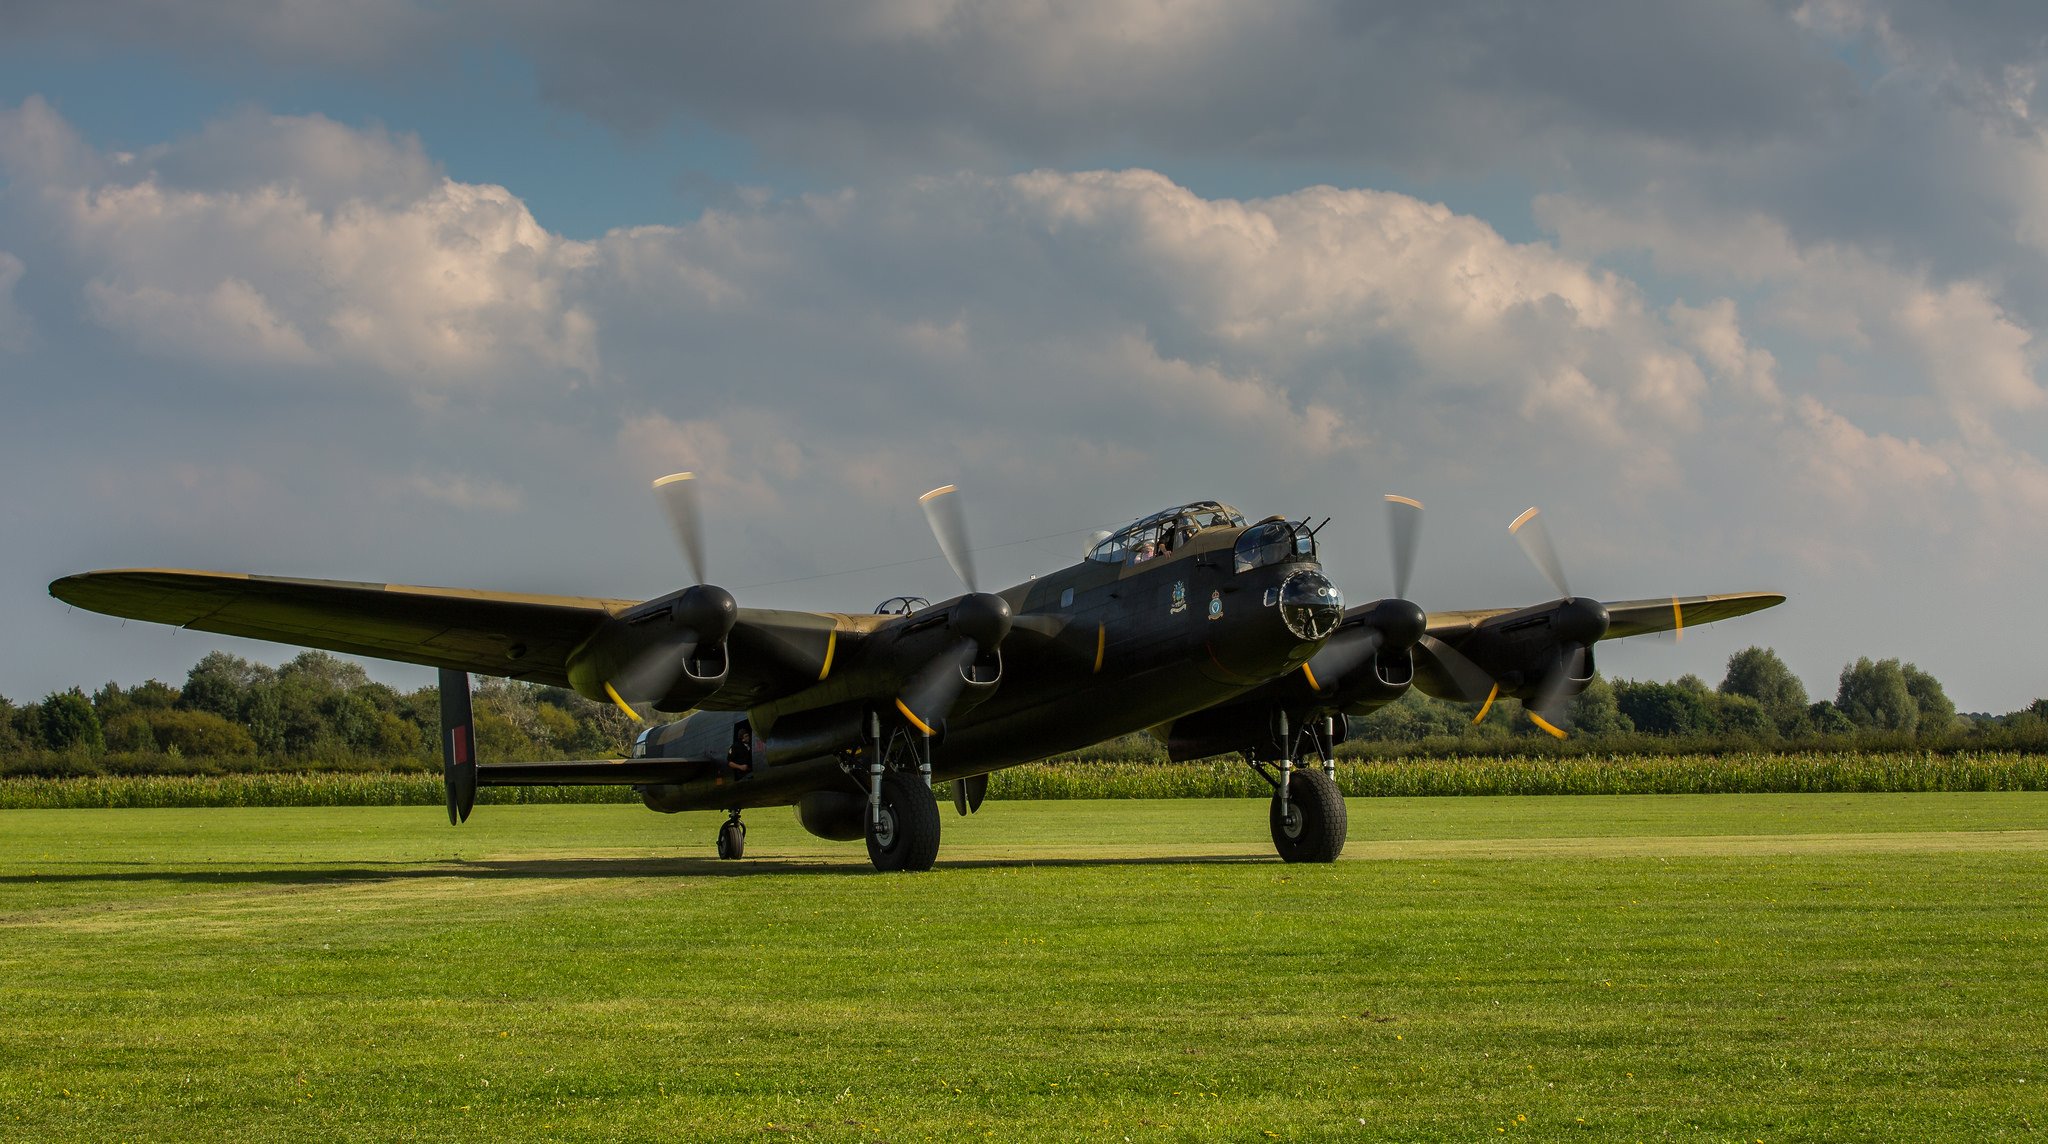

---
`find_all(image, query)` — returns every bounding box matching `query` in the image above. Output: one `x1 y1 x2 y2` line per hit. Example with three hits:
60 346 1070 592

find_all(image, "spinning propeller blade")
1385 494 1423 601
604 474 739 721
654 472 709 587
920 484 978 593
1418 633 1497 703
897 486 1012 734
1509 506 1570 599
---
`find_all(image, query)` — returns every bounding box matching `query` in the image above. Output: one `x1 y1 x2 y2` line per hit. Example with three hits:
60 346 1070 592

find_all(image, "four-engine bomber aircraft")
50 480 1782 871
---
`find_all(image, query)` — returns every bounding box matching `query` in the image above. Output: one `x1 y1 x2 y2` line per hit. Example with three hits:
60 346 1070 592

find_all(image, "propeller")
920 484 977 593
1509 506 1568 599
895 486 1014 735
1298 494 1428 696
603 473 738 721
655 472 709 586
1417 633 1498 704
1387 494 1423 600
1498 507 1609 737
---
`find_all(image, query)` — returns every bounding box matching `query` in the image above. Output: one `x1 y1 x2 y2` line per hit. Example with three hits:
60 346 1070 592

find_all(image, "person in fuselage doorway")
725 722 755 782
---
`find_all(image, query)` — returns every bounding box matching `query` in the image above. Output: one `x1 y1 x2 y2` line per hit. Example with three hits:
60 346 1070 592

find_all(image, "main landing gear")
715 809 746 860
843 711 943 872
1246 710 1348 863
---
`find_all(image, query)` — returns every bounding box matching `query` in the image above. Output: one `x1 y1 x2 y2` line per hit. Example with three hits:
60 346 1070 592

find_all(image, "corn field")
1 751 2041 809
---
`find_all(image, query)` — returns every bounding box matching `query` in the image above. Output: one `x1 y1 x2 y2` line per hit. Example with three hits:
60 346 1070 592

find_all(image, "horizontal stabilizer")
475 758 717 787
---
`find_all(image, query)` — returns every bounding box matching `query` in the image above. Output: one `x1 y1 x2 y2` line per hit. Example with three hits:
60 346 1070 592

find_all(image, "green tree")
39 688 104 752
108 709 259 757
180 652 273 721
1566 676 1632 736
92 680 132 721
1837 657 1917 733
1720 647 1808 732
1807 700 1856 735
1712 693 1774 737
1612 679 1713 735
10 699 43 750
0 695 23 753
128 680 180 709
1900 664 1956 736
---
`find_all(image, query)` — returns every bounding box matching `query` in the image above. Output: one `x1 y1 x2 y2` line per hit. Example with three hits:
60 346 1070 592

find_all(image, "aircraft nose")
1279 570 1344 640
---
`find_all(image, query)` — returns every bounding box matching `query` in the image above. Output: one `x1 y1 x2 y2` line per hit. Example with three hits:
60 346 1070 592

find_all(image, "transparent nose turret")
1279 570 1343 639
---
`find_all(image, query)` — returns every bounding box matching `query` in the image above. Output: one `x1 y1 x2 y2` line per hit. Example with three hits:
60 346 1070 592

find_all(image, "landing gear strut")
715 809 746 860
1246 710 1347 863
842 710 943 872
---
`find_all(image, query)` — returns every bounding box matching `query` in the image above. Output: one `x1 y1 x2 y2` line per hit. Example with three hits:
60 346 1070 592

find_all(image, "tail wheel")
1269 768 1347 863
866 771 942 872
716 819 746 860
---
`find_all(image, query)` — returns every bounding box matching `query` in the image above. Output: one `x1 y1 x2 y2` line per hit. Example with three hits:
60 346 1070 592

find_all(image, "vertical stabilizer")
439 668 477 824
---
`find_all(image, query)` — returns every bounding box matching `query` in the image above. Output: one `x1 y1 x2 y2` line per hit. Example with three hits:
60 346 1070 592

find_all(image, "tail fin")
439 668 477 824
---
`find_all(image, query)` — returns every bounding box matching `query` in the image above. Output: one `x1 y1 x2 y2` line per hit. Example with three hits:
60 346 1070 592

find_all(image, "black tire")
716 820 746 860
866 771 942 872
1269 768 1346 863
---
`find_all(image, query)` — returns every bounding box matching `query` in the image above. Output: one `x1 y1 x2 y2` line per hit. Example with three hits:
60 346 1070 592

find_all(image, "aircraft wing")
48 568 859 706
1423 591 1785 642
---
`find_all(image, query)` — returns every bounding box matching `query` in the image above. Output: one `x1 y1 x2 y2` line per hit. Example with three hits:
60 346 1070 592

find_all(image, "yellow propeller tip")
1508 507 1540 534
1530 713 1567 739
1384 494 1423 509
603 682 645 723
919 484 958 503
652 472 695 488
894 697 936 736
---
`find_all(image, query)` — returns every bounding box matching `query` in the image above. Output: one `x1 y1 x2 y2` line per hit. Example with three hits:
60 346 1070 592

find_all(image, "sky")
4 1 2046 713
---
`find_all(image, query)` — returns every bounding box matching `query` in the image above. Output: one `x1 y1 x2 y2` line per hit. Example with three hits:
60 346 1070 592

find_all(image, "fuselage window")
1060 587 1075 608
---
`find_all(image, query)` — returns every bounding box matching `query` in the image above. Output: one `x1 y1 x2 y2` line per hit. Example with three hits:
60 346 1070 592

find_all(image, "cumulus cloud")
0 99 598 387
7 96 2048 706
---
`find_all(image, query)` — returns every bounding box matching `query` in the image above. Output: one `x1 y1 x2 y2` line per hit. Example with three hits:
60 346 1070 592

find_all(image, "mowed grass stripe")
2 795 2044 1142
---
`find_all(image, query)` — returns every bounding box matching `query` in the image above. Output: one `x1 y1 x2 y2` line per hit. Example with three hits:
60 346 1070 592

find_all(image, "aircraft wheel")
716 819 746 860
1269 768 1346 863
866 771 941 872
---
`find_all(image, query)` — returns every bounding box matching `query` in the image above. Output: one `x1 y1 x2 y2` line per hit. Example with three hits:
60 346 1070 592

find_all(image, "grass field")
3 794 2045 1141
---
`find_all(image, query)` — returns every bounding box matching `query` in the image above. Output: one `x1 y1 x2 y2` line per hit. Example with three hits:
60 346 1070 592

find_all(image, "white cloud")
1 101 599 387
9 96 2048 707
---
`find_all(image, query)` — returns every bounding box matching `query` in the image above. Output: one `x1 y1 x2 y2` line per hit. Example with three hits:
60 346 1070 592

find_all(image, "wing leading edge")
1424 591 1785 643
48 568 859 706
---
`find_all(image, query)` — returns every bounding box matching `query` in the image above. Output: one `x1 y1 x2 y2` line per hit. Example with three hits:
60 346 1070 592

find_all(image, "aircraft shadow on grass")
0 853 1272 888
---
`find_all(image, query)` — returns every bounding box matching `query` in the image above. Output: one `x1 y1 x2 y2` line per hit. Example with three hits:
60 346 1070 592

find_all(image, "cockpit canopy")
1086 501 1247 566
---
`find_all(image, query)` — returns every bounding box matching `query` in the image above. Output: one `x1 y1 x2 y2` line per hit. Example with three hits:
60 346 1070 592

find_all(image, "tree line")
2 646 2043 776
1 650 637 774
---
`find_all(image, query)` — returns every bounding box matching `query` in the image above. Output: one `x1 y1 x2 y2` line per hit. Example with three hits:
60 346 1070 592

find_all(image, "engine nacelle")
566 583 737 712
760 705 867 766
794 791 868 841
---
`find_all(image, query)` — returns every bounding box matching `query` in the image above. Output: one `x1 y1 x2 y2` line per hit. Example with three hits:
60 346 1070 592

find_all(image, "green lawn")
3 794 2044 1141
